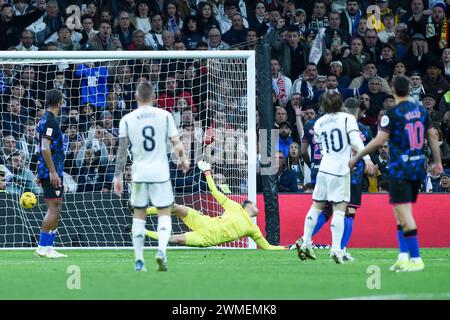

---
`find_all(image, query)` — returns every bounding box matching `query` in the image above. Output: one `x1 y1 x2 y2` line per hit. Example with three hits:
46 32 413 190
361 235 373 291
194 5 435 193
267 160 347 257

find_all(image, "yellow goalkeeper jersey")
205 174 285 250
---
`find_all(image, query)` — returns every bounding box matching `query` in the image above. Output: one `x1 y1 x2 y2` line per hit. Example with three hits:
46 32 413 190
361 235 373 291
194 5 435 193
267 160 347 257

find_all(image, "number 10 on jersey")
321 129 344 153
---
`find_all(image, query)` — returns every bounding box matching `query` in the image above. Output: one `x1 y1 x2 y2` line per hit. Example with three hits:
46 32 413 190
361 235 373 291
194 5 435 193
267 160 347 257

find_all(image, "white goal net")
0 51 256 249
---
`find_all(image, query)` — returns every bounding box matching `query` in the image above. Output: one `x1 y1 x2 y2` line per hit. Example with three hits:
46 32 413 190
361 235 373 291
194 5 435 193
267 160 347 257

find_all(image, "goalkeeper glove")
198 161 211 173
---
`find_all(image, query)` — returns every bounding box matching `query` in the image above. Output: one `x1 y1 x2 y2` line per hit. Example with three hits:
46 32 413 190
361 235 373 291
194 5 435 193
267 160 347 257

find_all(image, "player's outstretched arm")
198 161 228 206
251 227 287 250
349 130 389 173
427 127 444 176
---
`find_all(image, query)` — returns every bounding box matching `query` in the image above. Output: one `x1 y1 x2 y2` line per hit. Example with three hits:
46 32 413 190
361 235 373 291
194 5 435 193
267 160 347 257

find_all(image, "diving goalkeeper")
132 161 285 250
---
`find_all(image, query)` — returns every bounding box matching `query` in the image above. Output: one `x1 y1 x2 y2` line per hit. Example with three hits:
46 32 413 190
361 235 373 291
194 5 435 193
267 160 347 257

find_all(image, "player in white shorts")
294 91 374 264
114 82 189 272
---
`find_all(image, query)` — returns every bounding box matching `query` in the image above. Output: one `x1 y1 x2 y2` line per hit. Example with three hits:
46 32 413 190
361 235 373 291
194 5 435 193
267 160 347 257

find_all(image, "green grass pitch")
0 249 449 300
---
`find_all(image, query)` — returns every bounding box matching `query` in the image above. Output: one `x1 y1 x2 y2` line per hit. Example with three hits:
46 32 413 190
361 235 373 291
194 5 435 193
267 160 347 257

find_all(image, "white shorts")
312 172 350 203
129 180 174 208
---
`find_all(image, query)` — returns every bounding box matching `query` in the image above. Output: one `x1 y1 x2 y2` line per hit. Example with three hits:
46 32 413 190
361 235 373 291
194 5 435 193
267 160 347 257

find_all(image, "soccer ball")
20 192 37 209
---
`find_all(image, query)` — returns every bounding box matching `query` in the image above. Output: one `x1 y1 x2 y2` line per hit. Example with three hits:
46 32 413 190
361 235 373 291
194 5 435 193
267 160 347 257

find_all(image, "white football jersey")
118 105 178 183
314 112 362 176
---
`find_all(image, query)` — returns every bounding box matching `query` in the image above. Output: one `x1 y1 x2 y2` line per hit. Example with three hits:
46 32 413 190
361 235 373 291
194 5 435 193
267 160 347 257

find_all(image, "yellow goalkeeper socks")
145 229 158 240
146 207 158 215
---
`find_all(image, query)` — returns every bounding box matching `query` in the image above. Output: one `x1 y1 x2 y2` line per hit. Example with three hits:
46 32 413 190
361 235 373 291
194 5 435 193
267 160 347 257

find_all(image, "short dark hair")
303 104 315 111
321 91 343 113
383 95 395 102
196 41 208 49
1 4 12 11
58 25 71 33
173 39 185 46
151 13 162 20
99 20 112 28
46 89 63 108
81 14 94 24
392 75 410 97
364 60 376 67
351 36 363 43
287 26 300 33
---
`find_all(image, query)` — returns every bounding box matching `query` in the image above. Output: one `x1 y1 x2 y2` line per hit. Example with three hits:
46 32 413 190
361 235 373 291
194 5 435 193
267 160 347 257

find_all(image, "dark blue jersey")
379 101 431 181
351 122 373 185
302 115 323 183
36 111 64 179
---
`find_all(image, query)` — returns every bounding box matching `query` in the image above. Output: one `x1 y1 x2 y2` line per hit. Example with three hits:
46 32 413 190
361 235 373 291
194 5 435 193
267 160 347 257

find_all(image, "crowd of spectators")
0 0 449 196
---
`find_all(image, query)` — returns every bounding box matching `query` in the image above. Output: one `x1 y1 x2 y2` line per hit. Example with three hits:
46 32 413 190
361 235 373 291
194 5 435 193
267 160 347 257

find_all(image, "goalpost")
0 50 256 249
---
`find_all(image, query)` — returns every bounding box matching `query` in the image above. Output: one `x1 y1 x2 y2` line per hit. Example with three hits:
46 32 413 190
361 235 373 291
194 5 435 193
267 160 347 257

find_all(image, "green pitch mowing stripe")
0 249 449 300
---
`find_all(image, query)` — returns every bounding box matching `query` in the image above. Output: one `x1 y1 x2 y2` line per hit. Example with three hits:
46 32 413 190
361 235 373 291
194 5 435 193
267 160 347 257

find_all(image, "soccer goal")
0 50 256 249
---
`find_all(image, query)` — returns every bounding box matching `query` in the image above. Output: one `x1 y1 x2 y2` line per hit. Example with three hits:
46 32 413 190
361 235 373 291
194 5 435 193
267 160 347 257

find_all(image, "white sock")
331 211 345 252
157 215 172 254
132 218 146 262
410 257 423 263
398 252 409 261
303 205 321 246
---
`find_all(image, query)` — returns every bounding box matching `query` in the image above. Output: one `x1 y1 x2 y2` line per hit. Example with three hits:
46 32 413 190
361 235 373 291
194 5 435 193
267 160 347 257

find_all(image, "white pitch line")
369 259 448 262
335 292 450 300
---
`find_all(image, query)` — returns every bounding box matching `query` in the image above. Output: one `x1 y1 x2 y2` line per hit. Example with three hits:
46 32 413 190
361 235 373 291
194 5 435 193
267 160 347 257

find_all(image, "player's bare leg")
394 204 417 231
296 201 325 261
392 204 423 272
171 204 189 218
155 206 172 271
36 199 66 258
329 202 347 264
132 208 147 272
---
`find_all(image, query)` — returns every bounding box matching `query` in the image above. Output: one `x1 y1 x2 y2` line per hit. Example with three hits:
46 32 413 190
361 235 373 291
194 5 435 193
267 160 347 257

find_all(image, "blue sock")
312 212 329 236
404 229 420 258
48 231 56 247
38 231 52 247
341 216 354 249
397 225 409 253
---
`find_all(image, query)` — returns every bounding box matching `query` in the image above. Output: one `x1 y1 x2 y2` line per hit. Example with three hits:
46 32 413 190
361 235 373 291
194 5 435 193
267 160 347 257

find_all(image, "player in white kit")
114 82 189 272
295 92 374 263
